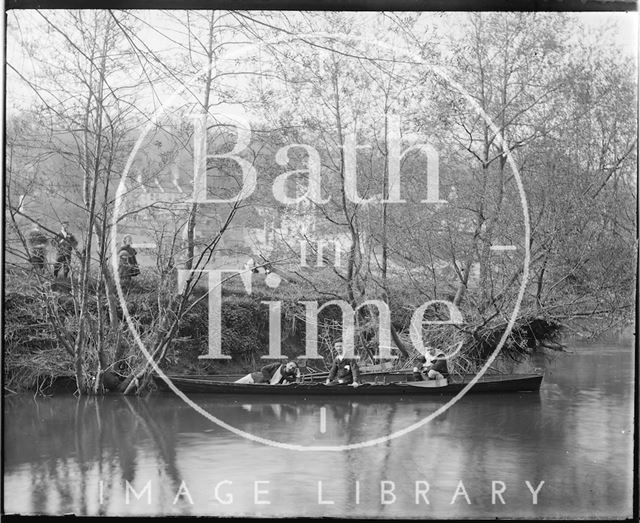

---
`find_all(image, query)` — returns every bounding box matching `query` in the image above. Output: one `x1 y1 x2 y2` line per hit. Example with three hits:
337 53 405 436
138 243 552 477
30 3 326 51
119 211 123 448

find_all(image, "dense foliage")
4 11 636 393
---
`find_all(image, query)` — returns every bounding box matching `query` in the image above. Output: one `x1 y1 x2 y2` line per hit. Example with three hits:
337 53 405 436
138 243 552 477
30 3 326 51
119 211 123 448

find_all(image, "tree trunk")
185 12 215 271
331 62 358 306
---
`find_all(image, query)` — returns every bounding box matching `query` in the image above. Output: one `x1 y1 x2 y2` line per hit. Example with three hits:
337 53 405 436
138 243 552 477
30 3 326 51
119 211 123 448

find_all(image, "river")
3 334 634 518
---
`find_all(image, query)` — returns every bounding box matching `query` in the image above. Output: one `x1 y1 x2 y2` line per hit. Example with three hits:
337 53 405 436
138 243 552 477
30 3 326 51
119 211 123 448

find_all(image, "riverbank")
1 269 597 395
3 270 347 393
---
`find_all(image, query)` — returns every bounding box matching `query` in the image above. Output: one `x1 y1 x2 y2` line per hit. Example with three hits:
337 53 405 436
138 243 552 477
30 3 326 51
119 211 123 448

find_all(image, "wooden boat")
153 372 543 396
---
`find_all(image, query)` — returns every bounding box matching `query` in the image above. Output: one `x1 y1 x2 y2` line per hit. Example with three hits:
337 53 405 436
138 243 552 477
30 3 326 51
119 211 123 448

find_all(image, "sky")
577 11 638 56
4 10 638 117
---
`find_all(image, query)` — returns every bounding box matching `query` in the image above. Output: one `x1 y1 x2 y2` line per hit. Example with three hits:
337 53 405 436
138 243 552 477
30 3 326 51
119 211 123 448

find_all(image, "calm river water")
3 335 634 518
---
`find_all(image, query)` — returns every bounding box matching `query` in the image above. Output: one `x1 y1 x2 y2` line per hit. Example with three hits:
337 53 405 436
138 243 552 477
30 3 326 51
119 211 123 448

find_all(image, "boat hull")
153 373 543 395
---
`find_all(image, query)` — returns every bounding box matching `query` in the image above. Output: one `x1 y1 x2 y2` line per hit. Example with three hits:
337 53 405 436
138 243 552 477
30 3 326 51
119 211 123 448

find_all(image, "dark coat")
426 352 449 377
253 362 297 384
56 232 78 258
55 232 77 257
413 352 449 379
27 231 48 267
327 357 360 384
118 245 139 277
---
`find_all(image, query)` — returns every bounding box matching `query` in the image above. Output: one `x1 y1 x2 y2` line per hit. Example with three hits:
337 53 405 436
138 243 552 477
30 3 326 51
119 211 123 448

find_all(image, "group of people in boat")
234 342 449 386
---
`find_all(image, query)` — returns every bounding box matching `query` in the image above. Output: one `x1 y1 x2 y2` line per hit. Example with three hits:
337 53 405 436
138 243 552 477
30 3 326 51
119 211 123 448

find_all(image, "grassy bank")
3 269 351 392
3 268 564 394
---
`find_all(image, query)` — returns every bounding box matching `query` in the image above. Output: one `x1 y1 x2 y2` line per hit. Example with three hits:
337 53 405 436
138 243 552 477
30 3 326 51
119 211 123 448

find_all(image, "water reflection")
3 339 633 518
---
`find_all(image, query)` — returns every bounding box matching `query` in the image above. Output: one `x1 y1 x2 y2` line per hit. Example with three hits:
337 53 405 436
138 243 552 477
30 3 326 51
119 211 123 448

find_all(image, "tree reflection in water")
3 342 633 519
4 395 189 515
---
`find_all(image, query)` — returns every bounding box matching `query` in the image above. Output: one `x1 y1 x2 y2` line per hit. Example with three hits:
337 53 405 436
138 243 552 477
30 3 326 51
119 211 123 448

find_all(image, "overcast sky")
5 10 638 117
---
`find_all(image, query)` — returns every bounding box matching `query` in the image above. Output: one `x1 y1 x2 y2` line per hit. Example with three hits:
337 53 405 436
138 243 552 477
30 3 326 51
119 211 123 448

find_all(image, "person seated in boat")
424 346 449 380
413 346 449 381
412 345 433 380
235 360 300 385
325 342 361 387
413 355 428 381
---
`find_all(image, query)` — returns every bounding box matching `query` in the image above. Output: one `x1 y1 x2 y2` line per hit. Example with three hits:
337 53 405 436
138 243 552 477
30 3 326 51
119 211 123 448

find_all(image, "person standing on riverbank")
53 222 77 279
27 225 49 273
118 234 140 286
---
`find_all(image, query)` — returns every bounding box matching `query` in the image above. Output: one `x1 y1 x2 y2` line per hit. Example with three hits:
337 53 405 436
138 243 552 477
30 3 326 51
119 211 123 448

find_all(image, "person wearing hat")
53 221 78 278
325 342 361 387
